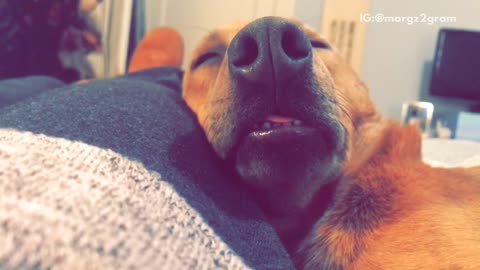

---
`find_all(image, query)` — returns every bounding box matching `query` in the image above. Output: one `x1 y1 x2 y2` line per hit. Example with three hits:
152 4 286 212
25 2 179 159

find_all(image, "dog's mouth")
233 112 342 216
249 115 317 139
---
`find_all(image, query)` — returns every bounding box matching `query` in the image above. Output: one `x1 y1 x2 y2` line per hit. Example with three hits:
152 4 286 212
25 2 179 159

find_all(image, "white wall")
361 0 480 119
294 0 323 31
144 0 300 67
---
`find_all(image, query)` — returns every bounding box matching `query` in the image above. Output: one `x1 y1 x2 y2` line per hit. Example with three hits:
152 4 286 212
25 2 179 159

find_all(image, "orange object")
128 27 184 72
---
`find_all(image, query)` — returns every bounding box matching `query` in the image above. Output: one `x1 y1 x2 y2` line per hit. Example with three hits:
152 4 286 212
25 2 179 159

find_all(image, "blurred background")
0 0 479 136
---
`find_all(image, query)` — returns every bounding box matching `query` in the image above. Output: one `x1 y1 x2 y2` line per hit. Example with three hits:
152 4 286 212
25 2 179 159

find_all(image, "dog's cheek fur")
198 65 236 159
315 50 377 124
314 50 391 176
199 63 267 159
183 58 238 159
182 67 215 119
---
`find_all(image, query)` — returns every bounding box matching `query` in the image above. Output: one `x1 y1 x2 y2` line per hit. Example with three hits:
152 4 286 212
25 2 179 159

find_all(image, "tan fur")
182 17 480 269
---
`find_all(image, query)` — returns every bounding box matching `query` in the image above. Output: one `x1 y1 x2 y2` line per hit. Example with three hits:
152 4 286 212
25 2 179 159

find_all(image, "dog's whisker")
330 96 355 129
337 103 354 125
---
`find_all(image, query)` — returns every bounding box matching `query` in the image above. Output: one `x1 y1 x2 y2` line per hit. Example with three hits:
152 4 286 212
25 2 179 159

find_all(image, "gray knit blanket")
0 129 289 269
0 129 241 269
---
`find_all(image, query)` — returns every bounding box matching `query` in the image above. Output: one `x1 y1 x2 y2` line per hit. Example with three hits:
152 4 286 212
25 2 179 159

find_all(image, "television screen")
430 28 480 100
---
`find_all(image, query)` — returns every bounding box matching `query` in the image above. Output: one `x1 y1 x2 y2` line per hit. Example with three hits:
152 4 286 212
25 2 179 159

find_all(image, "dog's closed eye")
310 40 331 50
191 51 223 70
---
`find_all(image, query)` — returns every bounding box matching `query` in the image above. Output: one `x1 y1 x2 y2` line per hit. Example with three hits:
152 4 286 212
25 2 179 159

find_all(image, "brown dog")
182 17 480 269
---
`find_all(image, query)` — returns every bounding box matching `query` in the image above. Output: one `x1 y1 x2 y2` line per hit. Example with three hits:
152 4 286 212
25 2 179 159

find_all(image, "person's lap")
0 75 65 108
0 68 294 269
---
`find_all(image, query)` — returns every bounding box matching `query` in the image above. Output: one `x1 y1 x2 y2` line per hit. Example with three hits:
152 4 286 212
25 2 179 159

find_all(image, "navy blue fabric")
0 75 65 108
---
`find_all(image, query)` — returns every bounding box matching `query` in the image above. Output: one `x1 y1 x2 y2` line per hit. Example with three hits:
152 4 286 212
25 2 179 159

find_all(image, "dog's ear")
129 27 184 73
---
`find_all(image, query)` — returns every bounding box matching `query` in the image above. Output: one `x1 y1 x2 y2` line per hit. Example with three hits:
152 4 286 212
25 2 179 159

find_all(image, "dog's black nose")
228 17 312 88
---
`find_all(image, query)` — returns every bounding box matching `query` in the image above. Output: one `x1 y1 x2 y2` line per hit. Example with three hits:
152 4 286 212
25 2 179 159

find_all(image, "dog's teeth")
255 119 301 130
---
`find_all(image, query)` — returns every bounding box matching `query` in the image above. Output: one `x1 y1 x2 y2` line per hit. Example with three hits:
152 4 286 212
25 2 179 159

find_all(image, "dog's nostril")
281 28 310 60
232 35 259 67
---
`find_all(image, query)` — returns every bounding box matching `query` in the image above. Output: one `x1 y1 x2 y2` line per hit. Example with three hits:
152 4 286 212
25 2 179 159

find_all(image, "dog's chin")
233 125 343 217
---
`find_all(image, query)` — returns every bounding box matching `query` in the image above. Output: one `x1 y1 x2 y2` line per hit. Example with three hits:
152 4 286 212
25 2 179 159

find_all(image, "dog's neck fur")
270 118 423 254
346 117 423 175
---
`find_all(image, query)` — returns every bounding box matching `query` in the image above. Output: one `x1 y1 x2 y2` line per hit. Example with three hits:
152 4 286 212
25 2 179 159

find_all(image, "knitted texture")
0 129 249 269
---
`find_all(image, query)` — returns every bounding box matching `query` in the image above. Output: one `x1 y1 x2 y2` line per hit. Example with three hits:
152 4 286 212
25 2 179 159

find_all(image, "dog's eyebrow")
196 31 226 53
207 32 221 42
